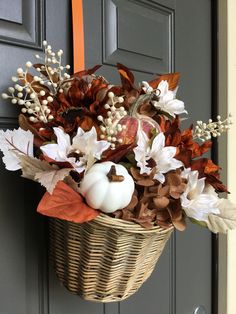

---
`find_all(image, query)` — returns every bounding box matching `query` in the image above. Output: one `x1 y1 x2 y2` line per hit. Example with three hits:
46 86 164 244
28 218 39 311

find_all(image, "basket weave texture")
49 214 173 302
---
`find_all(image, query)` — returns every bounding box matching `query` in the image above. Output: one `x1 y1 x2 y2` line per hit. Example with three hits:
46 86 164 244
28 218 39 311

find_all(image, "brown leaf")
123 193 138 210
138 102 156 117
156 219 172 229
112 209 123 219
33 63 48 77
137 179 155 187
165 172 182 186
172 217 186 231
153 196 169 209
167 200 183 222
130 167 143 181
158 185 170 196
18 114 45 147
156 209 171 221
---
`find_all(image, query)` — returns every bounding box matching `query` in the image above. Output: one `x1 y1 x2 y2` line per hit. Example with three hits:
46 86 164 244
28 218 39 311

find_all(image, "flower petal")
53 127 71 154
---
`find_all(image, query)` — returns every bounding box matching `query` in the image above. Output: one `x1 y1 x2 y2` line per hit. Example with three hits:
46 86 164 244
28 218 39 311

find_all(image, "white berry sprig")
193 114 233 142
34 40 71 93
97 92 127 149
2 67 53 123
1 41 71 123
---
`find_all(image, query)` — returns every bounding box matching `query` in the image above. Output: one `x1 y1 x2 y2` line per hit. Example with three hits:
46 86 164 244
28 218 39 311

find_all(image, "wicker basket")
49 214 173 302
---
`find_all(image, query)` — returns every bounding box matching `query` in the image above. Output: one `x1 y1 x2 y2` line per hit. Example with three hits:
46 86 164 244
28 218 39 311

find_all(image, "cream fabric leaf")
35 168 72 194
18 155 56 180
0 128 34 170
207 198 236 234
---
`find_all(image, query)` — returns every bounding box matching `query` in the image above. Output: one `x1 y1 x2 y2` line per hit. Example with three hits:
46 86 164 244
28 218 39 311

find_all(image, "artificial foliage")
1 41 236 234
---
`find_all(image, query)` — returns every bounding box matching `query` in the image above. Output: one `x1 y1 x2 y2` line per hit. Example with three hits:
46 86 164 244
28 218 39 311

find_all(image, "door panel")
175 1 212 312
83 1 213 314
103 0 174 73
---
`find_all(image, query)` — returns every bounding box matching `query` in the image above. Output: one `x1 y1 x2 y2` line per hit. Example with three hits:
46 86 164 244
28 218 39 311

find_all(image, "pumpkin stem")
107 165 124 182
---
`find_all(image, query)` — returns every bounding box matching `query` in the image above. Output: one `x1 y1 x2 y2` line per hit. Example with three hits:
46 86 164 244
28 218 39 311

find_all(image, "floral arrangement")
1 41 236 233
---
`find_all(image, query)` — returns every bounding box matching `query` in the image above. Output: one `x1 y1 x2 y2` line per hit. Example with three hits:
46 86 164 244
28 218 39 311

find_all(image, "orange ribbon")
72 0 85 73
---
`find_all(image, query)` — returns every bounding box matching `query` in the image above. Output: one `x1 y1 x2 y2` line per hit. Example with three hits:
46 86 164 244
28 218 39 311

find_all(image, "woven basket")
49 214 173 302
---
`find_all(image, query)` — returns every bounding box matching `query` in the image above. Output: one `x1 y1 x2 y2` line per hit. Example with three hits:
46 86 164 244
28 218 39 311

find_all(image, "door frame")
218 0 236 313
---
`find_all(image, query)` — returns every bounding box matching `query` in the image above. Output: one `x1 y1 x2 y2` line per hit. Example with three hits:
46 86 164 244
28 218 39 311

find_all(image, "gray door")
0 1 213 314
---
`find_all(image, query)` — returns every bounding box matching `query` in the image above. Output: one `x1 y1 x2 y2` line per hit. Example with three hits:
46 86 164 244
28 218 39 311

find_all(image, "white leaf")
35 168 72 194
207 198 236 233
18 155 56 180
0 128 34 170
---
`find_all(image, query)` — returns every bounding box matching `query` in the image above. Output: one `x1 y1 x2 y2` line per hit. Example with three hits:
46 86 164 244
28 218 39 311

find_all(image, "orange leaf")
148 73 180 90
37 181 100 223
205 159 220 174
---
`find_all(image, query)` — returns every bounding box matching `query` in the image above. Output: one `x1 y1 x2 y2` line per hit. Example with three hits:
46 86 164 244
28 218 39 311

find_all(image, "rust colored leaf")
37 181 100 222
103 143 134 163
79 116 98 132
206 174 228 193
117 63 135 91
40 155 74 169
198 141 212 156
204 159 220 174
148 73 180 90
18 114 46 147
73 65 101 78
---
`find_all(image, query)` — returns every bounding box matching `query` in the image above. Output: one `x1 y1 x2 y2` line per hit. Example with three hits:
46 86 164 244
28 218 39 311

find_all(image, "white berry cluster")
97 92 127 149
1 40 71 123
193 114 233 141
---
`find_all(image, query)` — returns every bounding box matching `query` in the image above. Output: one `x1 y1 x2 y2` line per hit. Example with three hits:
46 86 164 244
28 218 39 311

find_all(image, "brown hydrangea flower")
112 167 187 230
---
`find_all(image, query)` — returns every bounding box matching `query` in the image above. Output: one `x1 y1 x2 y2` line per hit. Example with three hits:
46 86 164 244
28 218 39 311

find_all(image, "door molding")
0 0 45 50
218 1 236 313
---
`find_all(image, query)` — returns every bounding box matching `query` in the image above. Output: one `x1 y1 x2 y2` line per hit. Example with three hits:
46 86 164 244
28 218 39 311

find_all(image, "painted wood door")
0 1 72 313
0 1 214 314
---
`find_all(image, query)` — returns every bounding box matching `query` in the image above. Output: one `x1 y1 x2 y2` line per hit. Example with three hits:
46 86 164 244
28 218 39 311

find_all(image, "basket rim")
90 213 174 234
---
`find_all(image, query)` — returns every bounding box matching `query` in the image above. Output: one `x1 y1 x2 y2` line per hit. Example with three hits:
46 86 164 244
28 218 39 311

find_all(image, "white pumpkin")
80 161 135 213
